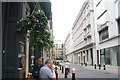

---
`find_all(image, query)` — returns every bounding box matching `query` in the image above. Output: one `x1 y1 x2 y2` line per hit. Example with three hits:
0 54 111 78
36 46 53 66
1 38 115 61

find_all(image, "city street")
59 62 118 79
69 63 118 78
0 0 120 79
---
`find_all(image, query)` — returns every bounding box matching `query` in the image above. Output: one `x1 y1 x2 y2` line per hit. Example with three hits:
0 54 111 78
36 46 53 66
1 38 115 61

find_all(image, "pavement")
56 62 119 80
81 64 118 75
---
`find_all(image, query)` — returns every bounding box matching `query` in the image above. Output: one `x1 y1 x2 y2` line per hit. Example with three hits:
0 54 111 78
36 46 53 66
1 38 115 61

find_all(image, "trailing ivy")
17 10 53 50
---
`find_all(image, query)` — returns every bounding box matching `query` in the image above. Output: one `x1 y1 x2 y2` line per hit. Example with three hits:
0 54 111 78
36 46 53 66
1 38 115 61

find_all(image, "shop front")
100 46 119 66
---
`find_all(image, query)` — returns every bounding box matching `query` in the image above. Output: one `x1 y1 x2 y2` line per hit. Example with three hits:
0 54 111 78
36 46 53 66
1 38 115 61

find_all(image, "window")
105 48 111 65
117 18 120 34
117 46 120 66
99 27 109 41
96 0 102 7
100 47 118 66
100 49 105 64
97 10 107 20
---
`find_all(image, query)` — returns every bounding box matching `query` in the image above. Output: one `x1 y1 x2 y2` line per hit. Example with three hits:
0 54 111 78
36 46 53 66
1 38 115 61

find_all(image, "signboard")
97 23 108 32
52 54 55 56
82 53 86 56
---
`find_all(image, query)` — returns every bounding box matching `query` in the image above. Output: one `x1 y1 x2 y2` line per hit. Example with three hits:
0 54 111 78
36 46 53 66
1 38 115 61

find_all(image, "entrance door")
2 2 23 78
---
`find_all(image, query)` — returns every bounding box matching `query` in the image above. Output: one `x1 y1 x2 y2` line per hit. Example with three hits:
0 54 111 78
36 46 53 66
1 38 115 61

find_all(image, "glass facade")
117 46 120 66
105 48 110 65
100 46 118 66
100 49 105 64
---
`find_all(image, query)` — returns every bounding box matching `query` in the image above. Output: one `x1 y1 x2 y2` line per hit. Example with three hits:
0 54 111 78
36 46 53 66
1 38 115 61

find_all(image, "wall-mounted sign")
82 53 86 56
97 22 108 32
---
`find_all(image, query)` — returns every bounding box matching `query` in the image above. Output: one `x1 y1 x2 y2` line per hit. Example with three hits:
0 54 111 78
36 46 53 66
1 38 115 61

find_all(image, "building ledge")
99 34 120 44
72 42 95 54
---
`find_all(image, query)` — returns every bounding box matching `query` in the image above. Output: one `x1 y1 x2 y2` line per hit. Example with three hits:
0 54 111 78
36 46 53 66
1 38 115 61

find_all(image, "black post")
55 71 58 80
55 67 58 80
94 64 96 69
72 68 76 80
81 63 83 66
103 64 106 70
85 63 87 66
64 68 67 78
62 65 64 73
60 65 61 70
99 64 101 69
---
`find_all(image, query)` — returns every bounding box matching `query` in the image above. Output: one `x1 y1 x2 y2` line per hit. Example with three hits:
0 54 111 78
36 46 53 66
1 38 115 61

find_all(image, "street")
1 0 120 79
58 62 119 80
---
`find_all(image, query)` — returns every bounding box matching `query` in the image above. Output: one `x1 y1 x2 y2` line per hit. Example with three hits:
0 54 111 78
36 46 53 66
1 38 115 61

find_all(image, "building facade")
64 30 74 62
94 0 120 67
115 0 120 66
70 0 97 65
1 2 52 78
64 0 120 68
54 40 64 60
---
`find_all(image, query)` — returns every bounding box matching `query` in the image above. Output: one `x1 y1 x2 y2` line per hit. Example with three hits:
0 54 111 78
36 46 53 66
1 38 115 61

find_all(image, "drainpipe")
25 30 30 78
0 1 2 79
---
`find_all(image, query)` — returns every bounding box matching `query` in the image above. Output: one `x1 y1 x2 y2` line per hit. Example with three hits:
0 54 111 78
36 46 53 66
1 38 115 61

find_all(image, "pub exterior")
1 1 52 78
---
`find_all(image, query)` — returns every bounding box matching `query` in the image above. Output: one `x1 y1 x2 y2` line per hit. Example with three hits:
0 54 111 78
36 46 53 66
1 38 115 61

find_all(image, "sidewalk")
76 64 118 75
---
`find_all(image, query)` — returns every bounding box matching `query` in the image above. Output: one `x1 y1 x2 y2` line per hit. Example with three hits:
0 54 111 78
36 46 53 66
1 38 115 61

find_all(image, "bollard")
55 67 58 80
81 63 83 66
103 64 106 70
62 65 64 73
60 65 61 70
64 68 67 78
94 64 96 69
99 64 101 69
72 68 76 80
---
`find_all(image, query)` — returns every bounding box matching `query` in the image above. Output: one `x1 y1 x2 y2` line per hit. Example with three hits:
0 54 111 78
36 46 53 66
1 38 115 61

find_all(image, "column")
88 49 92 65
93 47 97 65
81 52 83 64
85 50 87 64
25 31 30 77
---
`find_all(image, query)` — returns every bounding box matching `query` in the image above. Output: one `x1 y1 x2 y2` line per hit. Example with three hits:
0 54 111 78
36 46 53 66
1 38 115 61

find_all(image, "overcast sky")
51 0 85 42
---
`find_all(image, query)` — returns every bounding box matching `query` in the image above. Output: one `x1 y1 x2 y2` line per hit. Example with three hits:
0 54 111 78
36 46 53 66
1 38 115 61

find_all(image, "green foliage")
17 10 48 33
17 10 53 50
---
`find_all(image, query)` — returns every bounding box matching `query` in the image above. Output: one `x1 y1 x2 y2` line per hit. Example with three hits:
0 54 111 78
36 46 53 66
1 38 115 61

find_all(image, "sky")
51 0 85 42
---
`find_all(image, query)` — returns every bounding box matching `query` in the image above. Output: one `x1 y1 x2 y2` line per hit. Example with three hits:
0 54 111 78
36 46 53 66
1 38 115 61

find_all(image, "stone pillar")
25 31 30 77
85 50 87 64
88 49 92 65
81 52 84 64
93 46 97 65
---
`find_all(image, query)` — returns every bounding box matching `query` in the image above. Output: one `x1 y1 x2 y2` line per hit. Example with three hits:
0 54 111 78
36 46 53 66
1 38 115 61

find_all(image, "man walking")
40 59 56 80
32 58 44 80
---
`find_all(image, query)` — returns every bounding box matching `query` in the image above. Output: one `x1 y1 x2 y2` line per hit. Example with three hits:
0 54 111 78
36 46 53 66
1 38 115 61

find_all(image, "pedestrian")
32 58 44 80
39 59 56 80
